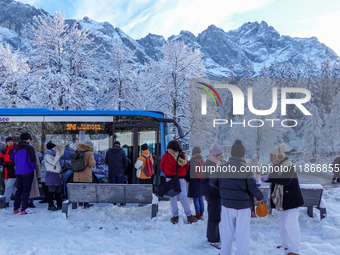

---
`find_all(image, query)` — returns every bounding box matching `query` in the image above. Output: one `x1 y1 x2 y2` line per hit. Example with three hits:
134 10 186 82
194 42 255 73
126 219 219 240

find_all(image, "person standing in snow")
0 137 17 208
73 140 96 208
210 140 263 255
135 143 153 185
44 142 63 211
201 144 222 249
331 156 340 183
249 154 261 218
160 140 198 224
38 141 50 204
187 146 205 220
265 143 304 255
10 133 37 214
28 151 42 208
105 141 128 184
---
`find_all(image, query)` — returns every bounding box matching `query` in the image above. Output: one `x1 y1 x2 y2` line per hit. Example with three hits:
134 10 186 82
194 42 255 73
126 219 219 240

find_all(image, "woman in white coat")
44 142 62 211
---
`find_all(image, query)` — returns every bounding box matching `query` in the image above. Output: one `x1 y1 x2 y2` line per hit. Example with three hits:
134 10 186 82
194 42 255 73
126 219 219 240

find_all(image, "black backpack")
70 150 89 172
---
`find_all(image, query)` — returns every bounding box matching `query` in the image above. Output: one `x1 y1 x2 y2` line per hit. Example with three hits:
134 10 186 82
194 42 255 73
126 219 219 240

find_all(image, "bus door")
113 127 159 184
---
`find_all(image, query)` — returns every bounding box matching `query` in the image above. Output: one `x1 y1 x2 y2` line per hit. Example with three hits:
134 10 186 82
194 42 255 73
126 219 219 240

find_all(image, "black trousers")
139 178 152 184
205 195 221 243
48 186 62 207
14 172 34 210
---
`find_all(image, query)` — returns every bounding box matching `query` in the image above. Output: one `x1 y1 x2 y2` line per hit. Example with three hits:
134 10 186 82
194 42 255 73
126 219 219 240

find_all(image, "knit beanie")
47 142 56 150
114 141 121 146
84 140 94 148
231 140 245 158
5 137 14 143
270 143 287 161
20 133 32 141
210 144 222 156
192 146 201 155
141 143 148 150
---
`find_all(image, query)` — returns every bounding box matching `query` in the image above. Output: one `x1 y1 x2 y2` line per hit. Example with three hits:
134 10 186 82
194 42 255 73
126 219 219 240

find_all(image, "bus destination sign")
66 123 102 131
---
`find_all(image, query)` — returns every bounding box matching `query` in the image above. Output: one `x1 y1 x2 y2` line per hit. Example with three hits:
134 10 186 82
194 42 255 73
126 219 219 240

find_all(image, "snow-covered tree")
100 40 137 110
259 64 267 78
267 62 279 78
301 103 323 155
323 91 340 153
320 58 332 115
24 10 101 110
147 41 205 139
227 79 284 159
0 44 33 108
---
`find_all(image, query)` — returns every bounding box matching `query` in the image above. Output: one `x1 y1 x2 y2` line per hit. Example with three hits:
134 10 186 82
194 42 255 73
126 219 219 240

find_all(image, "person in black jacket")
105 141 128 184
210 140 263 255
187 146 205 220
201 144 223 249
265 143 303 255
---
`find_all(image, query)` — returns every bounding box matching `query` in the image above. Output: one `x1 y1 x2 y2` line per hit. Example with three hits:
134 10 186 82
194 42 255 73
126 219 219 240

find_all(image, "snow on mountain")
0 0 339 77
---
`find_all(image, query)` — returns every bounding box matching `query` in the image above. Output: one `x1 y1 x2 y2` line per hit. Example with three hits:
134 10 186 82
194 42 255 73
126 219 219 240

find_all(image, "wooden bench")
258 184 326 220
62 183 158 218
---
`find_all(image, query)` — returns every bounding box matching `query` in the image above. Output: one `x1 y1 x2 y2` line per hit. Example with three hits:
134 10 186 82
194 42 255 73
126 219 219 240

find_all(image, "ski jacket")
11 141 36 175
0 143 17 179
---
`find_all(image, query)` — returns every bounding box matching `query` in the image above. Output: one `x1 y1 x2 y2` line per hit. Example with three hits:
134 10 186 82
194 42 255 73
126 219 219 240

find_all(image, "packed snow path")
1 187 340 254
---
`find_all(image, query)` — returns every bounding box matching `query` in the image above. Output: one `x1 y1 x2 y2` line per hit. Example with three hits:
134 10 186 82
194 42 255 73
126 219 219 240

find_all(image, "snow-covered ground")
1 187 340 255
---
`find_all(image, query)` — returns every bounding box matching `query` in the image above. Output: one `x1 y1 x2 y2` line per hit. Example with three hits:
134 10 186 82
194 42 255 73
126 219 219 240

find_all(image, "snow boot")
187 215 198 223
171 216 179 224
200 211 204 220
28 203 36 208
48 206 58 211
195 212 201 220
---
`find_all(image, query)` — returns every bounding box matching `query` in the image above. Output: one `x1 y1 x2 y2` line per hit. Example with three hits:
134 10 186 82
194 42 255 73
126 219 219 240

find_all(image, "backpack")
193 158 205 180
141 155 153 177
70 150 89 172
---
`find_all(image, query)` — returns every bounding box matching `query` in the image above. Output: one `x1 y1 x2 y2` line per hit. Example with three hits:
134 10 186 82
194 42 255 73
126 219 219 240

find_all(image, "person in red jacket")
160 140 198 224
0 137 17 207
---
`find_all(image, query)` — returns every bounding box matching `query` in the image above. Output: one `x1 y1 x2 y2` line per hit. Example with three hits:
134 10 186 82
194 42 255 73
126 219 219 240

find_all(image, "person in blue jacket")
11 133 37 215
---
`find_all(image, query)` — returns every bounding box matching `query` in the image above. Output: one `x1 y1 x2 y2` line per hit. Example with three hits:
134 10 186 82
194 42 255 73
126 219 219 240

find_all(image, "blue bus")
0 108 183 196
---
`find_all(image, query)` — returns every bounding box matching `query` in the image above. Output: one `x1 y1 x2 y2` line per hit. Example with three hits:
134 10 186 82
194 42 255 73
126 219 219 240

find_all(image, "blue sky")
20 0 340 56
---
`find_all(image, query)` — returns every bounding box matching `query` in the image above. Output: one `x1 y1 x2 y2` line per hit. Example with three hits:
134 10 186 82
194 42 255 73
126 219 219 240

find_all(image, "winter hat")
141 143 148 150
192 146 201 156
231 140 245 158
84 139 94 148
20 133 32 141
270 143 287 161
47 142 56 150
114 141 121 146
44 141 49 145
5 137 14 143
210 144 222 156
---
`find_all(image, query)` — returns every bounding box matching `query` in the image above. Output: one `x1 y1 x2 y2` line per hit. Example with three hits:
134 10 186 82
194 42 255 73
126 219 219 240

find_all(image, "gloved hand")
37 177 41 182
261 175 269 182
1 162 8 167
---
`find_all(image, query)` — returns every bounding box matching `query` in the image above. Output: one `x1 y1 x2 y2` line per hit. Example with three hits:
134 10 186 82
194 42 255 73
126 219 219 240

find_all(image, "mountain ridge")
0 0 338 77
